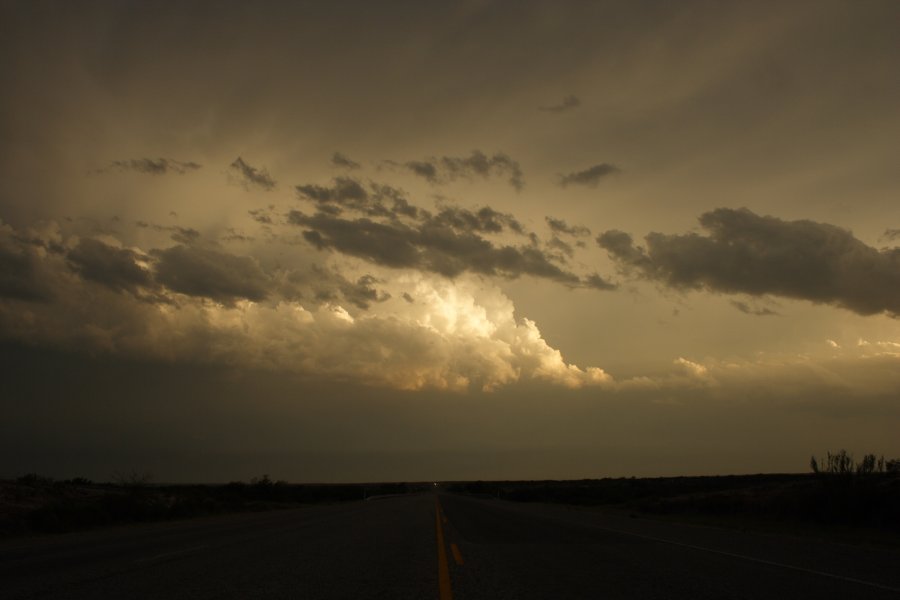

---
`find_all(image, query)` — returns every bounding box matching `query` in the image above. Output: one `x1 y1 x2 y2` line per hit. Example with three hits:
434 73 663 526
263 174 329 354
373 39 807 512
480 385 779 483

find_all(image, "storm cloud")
598 208 900 316
290 177 604 286
229 157 276 191
0 230 54 301
559 163 620 188
291 211 582 285
295 177 424 222
153 245 271 304
67 238 153 295
0 221 611 391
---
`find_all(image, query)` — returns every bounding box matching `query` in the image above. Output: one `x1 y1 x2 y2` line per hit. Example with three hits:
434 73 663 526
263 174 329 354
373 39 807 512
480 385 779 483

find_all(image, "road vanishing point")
2 492 899 599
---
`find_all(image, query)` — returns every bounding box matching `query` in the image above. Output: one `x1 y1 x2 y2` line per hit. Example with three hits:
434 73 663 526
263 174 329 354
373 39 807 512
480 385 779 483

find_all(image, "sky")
1 0 899 482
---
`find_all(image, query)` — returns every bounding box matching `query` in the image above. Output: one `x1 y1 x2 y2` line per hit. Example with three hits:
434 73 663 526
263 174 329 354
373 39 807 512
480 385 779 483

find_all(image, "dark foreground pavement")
2 492 899 599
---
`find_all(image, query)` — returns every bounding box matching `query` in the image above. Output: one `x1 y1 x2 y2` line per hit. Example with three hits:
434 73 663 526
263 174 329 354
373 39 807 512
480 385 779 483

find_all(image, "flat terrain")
2 492 899 599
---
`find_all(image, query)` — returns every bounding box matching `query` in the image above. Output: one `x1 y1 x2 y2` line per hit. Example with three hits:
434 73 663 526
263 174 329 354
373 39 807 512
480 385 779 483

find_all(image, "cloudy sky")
2 1 899 482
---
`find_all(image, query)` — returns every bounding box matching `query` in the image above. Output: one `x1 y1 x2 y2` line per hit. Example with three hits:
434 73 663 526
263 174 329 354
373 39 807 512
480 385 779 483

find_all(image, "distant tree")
810 450 890 477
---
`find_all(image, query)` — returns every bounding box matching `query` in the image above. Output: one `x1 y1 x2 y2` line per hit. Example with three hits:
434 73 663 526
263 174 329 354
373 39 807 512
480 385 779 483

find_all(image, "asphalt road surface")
2 492 899 599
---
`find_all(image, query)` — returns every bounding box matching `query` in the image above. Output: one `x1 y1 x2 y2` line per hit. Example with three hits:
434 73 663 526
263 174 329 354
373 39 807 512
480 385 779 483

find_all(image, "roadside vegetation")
0 473 425 537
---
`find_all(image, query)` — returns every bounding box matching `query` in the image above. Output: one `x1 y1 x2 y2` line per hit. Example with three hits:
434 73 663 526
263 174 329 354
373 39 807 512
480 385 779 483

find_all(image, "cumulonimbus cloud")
598 208 900 316
0 220 611 391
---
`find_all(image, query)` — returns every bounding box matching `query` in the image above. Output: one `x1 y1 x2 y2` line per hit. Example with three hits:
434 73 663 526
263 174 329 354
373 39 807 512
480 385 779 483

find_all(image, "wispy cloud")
538 95 580 113
229 157 276 191
559 163 619 188
100 158 202 175
331 152 361 170
394 150 525 191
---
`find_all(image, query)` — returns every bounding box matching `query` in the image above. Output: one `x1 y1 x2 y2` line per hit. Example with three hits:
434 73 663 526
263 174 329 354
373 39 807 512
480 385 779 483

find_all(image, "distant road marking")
450 543 464 566
434 498 454 600
598 526 900 594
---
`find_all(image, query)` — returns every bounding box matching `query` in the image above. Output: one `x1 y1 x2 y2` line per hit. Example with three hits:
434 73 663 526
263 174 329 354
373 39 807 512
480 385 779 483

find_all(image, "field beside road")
3 491 900 599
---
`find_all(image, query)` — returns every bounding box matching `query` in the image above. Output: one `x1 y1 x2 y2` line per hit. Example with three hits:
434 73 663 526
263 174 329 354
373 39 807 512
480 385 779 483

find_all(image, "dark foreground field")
2 491 900 599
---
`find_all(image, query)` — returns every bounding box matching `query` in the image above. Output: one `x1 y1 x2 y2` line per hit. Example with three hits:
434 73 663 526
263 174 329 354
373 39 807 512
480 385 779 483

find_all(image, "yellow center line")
450 543 464 566
434 498 454 600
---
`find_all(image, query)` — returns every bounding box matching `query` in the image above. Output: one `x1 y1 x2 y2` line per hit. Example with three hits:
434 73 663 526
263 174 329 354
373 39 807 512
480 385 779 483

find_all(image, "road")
1 492 899 599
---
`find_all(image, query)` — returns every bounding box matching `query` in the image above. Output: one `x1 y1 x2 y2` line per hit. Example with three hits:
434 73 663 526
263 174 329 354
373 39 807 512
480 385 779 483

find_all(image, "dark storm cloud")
229 157 276 191
283 265 389 310
730 300 778 317
297 176 370 208
291 176 616 288
296 177 418 219
538 95 581 113
558 163 620 188
340 275 390 309
102 158 201 175
598 208 900 316
289 210 581 284
153 245 270 304
402 151 525 191
67 238 153 294
433 206 524 235
546 217 591 237
0 235 53 301
331 152 361 170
